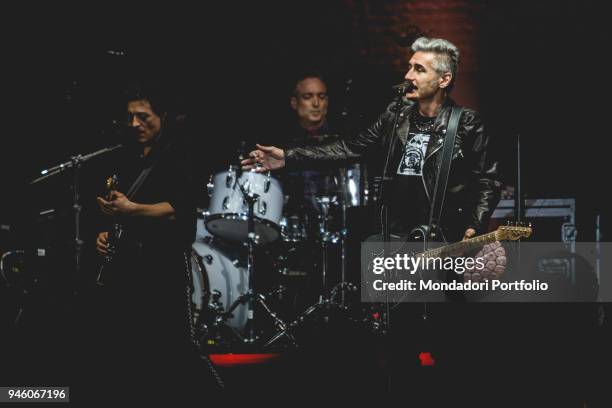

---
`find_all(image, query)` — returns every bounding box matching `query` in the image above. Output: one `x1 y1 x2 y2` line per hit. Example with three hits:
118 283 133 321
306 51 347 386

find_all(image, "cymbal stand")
264 196 356 349
220 177 295 346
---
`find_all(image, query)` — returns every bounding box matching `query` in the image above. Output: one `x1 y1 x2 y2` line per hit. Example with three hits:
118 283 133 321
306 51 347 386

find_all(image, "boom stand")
31 145 123 294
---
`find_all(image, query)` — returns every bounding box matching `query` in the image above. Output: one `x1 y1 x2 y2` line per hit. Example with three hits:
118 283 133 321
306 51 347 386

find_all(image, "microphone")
392 81 415 95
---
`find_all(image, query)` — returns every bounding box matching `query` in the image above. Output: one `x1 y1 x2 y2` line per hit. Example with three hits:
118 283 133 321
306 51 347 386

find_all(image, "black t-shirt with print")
388 111 435 234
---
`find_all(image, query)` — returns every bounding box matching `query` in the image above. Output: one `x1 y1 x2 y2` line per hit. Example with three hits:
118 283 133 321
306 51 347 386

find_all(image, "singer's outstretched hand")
241 144 286 172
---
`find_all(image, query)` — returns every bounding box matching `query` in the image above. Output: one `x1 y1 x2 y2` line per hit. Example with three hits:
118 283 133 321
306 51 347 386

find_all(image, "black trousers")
81 242 220 403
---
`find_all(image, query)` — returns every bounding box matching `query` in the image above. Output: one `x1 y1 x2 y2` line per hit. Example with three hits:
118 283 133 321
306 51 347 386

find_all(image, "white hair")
411 37 460 87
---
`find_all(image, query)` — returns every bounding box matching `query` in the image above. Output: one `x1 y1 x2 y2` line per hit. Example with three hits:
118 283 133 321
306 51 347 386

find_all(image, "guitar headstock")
496 221 532 241
105 175 119 200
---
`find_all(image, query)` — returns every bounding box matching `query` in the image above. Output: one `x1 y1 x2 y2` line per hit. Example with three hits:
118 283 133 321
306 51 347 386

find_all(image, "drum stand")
264 197 357 349
220 179 296 347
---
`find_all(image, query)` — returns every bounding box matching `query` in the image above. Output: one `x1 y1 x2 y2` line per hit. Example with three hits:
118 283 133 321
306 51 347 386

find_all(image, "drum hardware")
339 201 348 307
206 176 215 197
315 196 340 244
195 159 377 350
263 279 358 349
269 239 311 280
225 178 294 345
197 286 292 352
194 176 296 349
315 197 336 298
315 196 356 307
278 259 309 277
338 164 368 207
203 291 257 351
192 215 249 345
280 213 309 243
263 196 358 349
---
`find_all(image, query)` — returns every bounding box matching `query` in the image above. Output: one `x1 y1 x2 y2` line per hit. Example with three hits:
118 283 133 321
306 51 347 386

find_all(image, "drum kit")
190 163 371 351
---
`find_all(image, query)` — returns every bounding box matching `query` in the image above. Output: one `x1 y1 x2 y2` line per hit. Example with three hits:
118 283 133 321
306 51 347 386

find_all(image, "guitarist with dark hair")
93 89 220 401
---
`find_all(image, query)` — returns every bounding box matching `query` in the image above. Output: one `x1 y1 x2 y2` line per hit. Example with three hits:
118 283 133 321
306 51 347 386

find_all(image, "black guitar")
96 175 122 286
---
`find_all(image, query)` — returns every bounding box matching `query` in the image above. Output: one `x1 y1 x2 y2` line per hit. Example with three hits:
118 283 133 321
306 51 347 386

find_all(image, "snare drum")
206 166 283 244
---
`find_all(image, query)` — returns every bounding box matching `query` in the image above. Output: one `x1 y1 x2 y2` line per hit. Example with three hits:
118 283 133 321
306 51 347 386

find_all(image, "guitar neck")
419 230 498 259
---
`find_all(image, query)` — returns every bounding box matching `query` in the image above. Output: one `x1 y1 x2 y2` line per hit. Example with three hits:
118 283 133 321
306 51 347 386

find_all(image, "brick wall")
343 0 482 109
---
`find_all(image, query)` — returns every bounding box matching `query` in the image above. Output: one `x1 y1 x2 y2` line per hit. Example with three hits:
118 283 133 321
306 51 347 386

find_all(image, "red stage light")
419 352 435 367
208 353 281 367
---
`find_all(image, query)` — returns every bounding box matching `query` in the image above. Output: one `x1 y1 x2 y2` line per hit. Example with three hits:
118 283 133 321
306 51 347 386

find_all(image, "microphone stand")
31 144 123 294
514 134 523 275
514 134 523 222
377 85 408 335
375 84 408 393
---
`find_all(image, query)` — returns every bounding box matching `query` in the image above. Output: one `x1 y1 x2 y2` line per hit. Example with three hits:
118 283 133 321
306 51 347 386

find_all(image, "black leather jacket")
284 98 501 241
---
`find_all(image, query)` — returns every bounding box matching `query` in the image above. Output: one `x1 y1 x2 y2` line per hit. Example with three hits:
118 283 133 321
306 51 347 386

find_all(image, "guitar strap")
125 139 174 200
427 106 464 240
125 166 153 200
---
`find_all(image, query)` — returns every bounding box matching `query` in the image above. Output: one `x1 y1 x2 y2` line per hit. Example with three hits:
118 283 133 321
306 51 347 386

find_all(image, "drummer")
275 70 360 230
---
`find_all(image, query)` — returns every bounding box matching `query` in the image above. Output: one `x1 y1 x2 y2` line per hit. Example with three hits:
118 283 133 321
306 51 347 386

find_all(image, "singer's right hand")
241 144 286 172
96 232 109 255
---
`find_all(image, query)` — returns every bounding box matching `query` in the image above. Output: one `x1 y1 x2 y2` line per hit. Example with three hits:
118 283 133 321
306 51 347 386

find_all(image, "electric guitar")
363 223 532 302
96 175 122 286
413 223 531 259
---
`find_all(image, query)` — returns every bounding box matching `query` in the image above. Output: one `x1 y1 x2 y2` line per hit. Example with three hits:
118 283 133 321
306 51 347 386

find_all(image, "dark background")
2 0 609 322
1 0 609 244
0 1 610 403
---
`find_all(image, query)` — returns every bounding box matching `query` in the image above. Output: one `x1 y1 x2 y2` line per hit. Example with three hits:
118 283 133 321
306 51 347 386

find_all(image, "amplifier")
490 198 576 243
489 199 592 292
